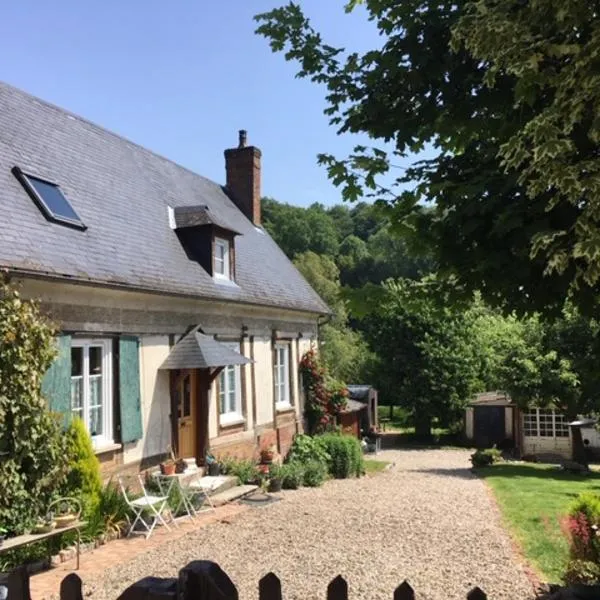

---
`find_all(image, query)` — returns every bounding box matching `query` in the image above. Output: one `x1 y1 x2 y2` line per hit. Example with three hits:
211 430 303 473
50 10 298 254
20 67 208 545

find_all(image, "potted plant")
33 513 56 534
205 451 220 476
260 444 277 464
160 445 177 476
49 498 81 529
268 462 283 492
0 527 7 548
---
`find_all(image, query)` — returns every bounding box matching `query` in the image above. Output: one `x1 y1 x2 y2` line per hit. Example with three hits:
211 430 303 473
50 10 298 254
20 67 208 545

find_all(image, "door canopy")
159 328 252 370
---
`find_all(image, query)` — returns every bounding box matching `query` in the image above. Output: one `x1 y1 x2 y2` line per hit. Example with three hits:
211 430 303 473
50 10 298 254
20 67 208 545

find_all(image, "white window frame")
71 338 113 449
213 237 231 280
218 342 243 425
522 408 570 438
274 343 291 409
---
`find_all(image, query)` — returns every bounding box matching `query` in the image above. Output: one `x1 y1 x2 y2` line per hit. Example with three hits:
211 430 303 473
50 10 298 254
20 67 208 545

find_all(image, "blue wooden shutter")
119 336 143 443
41 334 72 425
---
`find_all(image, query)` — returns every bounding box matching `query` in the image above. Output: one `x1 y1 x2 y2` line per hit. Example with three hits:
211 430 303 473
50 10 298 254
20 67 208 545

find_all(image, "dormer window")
214 237 231 280
171 205 240 284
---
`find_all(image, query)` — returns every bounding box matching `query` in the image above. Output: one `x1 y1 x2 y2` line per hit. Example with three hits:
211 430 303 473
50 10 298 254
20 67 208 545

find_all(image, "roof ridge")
0 79 223 189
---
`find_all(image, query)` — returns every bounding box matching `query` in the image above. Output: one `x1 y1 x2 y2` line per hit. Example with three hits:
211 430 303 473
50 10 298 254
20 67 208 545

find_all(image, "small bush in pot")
303 460 327 487
268 463 284 492
281 462 304 490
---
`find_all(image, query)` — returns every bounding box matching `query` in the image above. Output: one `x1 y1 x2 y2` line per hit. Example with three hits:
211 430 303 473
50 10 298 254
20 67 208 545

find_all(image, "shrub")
286 434 330 465
0 277 68 535
564 492 600 562
62 417 102 517
317 433 364 478
303 460 327 487
281 462 304 489
470 447 502 468
564 559 600 585
228 458 259 485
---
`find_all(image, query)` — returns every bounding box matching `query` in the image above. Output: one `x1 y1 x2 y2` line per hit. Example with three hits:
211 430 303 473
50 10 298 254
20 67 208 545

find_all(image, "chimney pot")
238 130 247 148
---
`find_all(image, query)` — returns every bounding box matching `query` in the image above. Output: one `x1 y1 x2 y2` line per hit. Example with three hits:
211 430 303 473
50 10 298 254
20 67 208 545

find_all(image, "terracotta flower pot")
260 449 275 464
160 462 176 476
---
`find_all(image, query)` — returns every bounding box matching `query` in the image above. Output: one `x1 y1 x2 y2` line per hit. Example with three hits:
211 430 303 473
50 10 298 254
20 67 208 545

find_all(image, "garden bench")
0 520 87 570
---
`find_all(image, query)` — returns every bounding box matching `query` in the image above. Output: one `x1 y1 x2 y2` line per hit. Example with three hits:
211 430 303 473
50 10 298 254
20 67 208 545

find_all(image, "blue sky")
0 1 391 208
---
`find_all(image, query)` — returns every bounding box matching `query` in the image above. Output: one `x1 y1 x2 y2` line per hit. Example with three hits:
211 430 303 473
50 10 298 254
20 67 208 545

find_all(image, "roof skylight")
13 167 86 229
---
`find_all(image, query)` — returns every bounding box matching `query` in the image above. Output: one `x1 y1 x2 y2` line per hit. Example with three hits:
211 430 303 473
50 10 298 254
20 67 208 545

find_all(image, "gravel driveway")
86 449 534 600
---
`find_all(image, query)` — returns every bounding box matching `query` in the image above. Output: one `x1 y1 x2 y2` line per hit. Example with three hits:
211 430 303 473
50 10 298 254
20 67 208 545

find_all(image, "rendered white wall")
254 336 274 426
124 336 171 463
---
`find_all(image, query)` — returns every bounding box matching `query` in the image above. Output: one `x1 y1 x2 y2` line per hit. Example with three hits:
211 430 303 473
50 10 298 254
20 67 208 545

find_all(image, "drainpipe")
317 313 332 350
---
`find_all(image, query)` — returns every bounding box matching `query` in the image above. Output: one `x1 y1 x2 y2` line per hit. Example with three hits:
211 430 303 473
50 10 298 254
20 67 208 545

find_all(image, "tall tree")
359 278 482 437
256 2 600 314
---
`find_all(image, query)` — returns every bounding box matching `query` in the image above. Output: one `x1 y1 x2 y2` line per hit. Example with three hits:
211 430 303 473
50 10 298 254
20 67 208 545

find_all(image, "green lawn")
479 463 600 583
363 459 390 474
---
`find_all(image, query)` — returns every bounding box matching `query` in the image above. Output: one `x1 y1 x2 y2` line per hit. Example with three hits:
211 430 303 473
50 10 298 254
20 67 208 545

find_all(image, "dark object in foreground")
6 559 494 600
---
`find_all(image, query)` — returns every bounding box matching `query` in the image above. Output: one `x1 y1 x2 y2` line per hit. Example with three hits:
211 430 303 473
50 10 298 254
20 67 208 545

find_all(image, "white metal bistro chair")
118 475 174 539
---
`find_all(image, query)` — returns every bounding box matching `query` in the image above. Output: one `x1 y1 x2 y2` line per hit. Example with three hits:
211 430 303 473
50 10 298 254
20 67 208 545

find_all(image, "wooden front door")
176 370 196 459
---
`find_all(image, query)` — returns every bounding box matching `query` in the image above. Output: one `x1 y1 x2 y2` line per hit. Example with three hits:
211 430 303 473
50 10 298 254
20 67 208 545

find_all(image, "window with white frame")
213 237 231 280
522 408 570 438
70 339 113 447
218 343 242 423
274 344 291 407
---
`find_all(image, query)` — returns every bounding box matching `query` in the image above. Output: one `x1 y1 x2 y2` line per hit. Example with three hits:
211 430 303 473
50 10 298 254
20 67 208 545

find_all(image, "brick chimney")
224 130 262 225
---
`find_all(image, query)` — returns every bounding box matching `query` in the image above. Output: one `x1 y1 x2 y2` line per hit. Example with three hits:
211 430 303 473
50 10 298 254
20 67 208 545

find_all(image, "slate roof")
347 385 375 401
159 329 252 370
173 205 241 235
0 82 329 315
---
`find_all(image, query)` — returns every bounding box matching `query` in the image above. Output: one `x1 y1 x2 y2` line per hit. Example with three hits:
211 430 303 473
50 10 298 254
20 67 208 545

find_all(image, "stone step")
194 475 238 495
210 484 258 506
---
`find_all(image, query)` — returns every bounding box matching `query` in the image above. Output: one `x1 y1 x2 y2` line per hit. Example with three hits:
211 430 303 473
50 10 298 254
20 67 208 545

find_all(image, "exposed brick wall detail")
212 439 256 461
258 429 277 451
224 131 262 226
277 421 298 458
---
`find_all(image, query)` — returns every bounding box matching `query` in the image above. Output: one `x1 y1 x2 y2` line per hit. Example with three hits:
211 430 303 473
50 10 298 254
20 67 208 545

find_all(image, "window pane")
228 389 236 413
71 347 83 377
219 371 226 414
26 175 82 223
89 405 103 437
182 375 191 417
71 377 83 411
89 346 103 375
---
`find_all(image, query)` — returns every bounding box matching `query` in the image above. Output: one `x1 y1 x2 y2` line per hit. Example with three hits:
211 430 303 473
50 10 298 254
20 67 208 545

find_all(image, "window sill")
276 403 295 414
219 415 246 428
213 276 240 289
94 442 121 456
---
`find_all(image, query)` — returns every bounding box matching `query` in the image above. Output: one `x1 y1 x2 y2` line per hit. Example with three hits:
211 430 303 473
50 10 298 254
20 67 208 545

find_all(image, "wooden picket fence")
4 560 490 600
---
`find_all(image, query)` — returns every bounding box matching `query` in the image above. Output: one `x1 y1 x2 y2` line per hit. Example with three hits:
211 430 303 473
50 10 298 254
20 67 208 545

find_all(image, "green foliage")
569 493 600 527
470 447 502 468
280 462 304 489
227 458 260 485
286 434 330 466
318 433 364 479
62 417 102 517
302 460 327 487
563 560 600 586
255 1 600 315
0 276 68 535
358 277 483 436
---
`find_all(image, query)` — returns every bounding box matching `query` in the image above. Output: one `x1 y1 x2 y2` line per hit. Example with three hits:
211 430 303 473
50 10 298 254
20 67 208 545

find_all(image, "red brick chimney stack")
224 130 261 226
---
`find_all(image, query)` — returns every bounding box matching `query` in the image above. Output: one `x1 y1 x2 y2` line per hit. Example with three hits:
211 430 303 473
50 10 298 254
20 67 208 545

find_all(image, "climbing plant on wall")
300 348 348 434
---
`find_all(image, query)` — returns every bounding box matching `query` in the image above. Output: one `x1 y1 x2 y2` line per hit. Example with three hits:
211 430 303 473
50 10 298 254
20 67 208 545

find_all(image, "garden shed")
465 392 516 449
346 385 378 433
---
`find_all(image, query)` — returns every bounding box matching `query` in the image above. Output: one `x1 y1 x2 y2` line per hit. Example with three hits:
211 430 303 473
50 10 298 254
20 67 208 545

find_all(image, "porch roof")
159 329 252 370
